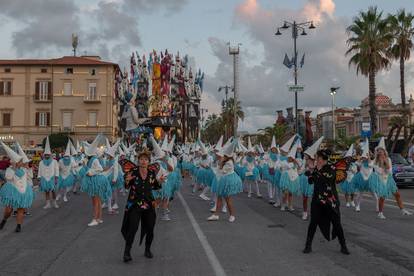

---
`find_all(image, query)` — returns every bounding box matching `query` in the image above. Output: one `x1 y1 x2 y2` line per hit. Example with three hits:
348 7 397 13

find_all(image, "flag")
300 53 305 68
283 53 292 69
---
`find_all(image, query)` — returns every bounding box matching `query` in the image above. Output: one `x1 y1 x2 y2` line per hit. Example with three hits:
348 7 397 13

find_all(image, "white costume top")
6 168 29 193
222 159 235 176
373 158 392 183
38 159 59 181
87 158 104 176
58 158 75 179
357 160 374 181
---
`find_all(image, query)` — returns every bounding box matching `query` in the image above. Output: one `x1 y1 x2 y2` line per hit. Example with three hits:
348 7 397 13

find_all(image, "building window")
41 68 47 73
35 81 52 101
88 112 97 127
65 68 73 74
36 112 50 127
2 113 11 127
90 68 96 76
63 82 72 96
88 83 97 100
0 81 12 96
62 112 72 129
4 68 11 73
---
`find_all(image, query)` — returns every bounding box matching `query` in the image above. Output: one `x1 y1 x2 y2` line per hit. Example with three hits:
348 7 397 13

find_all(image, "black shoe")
340 245 350 255
144 248 153 259
123 246 132 263
0 219 6 230
303 246 312 254
15 224 21 233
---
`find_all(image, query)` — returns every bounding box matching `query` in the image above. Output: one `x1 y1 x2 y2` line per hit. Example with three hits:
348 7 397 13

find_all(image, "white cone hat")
199 140 208 155
16 142 30 163
85 135 100 156
361 138 370 159
70 140 77 155
151 136 165 159
106 139 120 158
304 136 324 159
105 138 111 151
296 138 302 150
247 137 255 153
167 135 176 153
376 137 386 152
270 136 277 149
259 143 265 154
280 135 296 154
344 144 354 158
161 136 169 152
76 140 81 153
215 135 224 151
223 140 236 157
44 136 51 155
64 140 71 157
1 141 22 163
287 140 298 159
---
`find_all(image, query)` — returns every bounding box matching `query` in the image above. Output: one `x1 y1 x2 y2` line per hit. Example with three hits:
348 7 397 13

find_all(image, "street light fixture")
275 20 316 135
330 87 340 143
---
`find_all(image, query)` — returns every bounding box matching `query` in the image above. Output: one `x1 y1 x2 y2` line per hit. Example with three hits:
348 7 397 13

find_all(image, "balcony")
33 95 52 103
83 95 101 103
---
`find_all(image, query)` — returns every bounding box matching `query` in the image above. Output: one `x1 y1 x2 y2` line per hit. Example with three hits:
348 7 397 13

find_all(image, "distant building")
0 56 120 145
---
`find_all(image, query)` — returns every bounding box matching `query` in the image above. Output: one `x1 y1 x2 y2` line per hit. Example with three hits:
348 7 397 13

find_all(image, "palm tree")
346 6 394 134
221 97 244 137
388 10 414 144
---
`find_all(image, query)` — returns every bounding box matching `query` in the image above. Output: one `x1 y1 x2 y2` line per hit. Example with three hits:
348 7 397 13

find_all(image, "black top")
307 163 339 209
125 166 161 210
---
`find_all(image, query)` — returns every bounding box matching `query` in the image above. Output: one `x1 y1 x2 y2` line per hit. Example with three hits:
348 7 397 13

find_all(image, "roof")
362 93 392 106
0 56 118 67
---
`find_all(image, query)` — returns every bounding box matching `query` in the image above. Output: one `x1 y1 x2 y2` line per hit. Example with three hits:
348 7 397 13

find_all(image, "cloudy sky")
1 0 414 132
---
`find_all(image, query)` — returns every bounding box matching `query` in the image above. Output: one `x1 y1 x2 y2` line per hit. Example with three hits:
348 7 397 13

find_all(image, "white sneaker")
63 196 68 202
101 203 107 209
401 209 413 216
355 206 361 212
247 193 252 198
199 194 210 201
161 214 171 221
221 206 227 213
55 194 61 201
210 207 217 213
88 219 99 227
377 212 386 219
112 203 119 210
53 201 59 209
351 201 356 208
302 212 308 220
207 214 219 221
257 194 263 198
97 219 103 224
273 202 281 208
280 206 286 211
289 206 295 211
346 202 351 208
43 202 51 209
229 216 236 223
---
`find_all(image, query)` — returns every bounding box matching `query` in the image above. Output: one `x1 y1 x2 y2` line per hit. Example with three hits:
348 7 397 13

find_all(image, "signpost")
361 122 371 138
288 85 304 93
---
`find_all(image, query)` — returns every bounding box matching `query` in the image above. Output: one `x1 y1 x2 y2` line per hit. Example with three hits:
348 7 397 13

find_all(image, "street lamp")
275 20 316 135
330 87 340 143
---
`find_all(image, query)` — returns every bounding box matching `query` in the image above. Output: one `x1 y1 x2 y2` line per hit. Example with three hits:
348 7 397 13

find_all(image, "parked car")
390 153 414 187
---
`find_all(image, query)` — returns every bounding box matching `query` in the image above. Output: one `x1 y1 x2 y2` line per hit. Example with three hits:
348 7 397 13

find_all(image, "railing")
33 95 52 103
83 95 101 103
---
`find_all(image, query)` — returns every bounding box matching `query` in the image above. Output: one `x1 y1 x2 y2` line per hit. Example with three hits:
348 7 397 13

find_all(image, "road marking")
361 193 414 211
177 192 227 276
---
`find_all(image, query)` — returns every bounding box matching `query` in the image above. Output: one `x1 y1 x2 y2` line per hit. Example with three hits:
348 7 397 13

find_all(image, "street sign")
288 85 304 92
361 122 371 138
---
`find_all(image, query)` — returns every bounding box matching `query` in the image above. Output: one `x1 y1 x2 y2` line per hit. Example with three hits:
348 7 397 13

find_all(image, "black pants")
122 206 156 249
305 202 346 247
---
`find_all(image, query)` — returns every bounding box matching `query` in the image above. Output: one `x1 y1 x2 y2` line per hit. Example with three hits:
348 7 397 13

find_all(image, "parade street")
0 179 413 276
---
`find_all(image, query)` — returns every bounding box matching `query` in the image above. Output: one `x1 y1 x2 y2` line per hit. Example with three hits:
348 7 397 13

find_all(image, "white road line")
361 193 414 211
177 192 227 276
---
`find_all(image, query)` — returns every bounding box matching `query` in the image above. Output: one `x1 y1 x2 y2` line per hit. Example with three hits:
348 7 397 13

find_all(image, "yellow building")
0 56 120 146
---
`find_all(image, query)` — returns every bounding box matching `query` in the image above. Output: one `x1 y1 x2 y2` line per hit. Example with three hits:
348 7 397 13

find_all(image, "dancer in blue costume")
207 140 242 223
198 141 215 201
56 141 75 203
369 138 412 219
243 137 262 198
81 136 112 227
278 135 298 211
38 136 60 209
339 144 357 208
264 136 280 206
0 142 35 232
351 139 378 212
103 140 123 215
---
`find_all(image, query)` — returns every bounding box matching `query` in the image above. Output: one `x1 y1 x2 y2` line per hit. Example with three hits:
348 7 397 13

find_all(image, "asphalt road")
0 179 414 276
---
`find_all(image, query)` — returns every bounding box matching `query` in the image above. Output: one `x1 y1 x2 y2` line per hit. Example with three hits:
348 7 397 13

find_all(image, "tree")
257 124 289 148
388 10 414 147
41 133 72 153
201 114 225 144
221 97 244 137
346 6 394 134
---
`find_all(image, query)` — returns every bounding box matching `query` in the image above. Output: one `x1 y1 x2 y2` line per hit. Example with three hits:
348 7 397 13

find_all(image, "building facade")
0 56 119 145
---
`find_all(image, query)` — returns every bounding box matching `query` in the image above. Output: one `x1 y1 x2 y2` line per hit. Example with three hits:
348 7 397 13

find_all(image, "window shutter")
46 112 51 126
35 82 39 100
35 112 39 126
48 82 52 100
0 81 3 96
6 81 12 95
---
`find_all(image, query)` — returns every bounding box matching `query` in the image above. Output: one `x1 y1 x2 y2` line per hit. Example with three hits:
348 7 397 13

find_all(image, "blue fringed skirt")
369 173 398 198
197 167 215 187
351 173 372 192
58 174 75 189
40 177 56 192
0 183 34 209
81 174 112 202
215 172 242 197
340 178 356 194
299 174 313 197
279 172 301 195
243 167 260 181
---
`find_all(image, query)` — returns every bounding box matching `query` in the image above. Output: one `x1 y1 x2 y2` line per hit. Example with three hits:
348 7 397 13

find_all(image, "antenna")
72 33 79 57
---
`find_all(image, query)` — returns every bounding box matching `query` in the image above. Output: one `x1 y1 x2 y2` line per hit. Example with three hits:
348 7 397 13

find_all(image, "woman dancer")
340 144 357 207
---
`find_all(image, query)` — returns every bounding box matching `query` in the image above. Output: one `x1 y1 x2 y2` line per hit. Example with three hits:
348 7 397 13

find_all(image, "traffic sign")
288 85 304 92
361 122 371 138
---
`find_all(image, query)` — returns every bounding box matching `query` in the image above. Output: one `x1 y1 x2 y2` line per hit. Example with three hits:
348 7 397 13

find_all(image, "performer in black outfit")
303 149 350 255
121 149 165 262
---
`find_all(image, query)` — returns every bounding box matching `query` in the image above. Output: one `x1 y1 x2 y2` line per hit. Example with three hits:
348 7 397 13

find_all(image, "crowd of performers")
0 132 413 260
